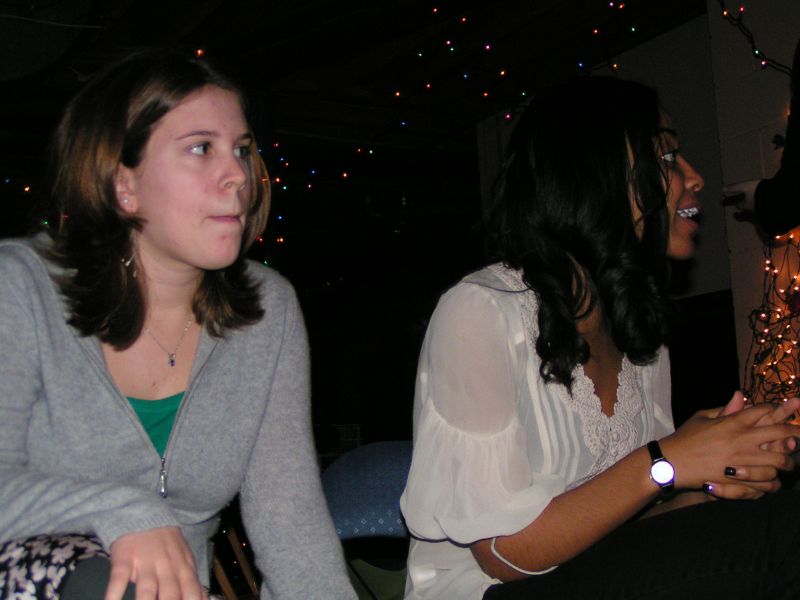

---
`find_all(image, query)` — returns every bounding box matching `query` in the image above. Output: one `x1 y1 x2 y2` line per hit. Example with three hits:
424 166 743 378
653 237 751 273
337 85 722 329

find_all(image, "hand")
718 391 799 452
662 398 800 500
106 526 207 600
704 396 800 499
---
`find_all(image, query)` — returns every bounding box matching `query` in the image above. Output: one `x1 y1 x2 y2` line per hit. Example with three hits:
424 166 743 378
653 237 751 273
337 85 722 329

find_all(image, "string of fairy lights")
743 232 800 404
716 4 797 405
717 1 792 76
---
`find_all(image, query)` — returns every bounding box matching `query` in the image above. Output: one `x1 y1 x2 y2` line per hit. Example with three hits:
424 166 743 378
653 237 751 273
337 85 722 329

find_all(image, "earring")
122 196 129 204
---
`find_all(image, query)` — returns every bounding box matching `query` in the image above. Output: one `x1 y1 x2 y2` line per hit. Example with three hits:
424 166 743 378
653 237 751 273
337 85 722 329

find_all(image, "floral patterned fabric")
0 534 107 600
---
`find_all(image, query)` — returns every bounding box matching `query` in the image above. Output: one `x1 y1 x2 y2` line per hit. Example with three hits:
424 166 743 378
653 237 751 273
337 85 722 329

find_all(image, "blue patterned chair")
322 441 413 599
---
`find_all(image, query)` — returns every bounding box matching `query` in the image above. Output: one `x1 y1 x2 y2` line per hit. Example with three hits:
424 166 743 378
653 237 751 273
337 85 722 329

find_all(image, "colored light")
432 7 438 13
342 172 348 178
425 82 432 89
592 28 599 35
460 16 467 23
482 91 489 97
484 43 491 51
196 49 205 57
504 113 512 121
445 40 452 46
395 90 401 97
499 69 506 76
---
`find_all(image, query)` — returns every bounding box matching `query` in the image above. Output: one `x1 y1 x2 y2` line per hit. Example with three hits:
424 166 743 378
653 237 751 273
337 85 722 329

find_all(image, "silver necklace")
145 319 193 367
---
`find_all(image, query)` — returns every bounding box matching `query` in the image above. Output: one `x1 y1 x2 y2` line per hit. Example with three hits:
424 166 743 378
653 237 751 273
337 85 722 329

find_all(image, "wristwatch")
647 440 675 496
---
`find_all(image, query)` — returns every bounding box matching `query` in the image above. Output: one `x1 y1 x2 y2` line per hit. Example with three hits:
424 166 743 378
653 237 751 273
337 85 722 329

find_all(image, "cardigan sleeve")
0 242 180 550
238 284 356 600
401 281 567 545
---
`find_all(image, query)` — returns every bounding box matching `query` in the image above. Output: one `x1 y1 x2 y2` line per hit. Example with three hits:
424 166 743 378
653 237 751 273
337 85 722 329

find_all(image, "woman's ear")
114 166 138 214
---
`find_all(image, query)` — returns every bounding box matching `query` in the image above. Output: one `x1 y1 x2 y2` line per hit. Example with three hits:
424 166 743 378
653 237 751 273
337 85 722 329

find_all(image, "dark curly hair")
43 50 271 349
486 76 674 388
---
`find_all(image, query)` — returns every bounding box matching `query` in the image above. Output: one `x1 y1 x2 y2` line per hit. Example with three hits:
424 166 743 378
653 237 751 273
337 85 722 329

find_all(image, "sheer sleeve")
647 347 674 438
401 280 566 545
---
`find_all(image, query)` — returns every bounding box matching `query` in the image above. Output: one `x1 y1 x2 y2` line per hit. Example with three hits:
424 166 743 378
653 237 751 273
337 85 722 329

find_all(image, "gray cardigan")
0 238 356 599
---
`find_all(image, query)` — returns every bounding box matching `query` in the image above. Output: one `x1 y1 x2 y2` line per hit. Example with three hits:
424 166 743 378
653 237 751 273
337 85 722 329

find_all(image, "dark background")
0 0 738 453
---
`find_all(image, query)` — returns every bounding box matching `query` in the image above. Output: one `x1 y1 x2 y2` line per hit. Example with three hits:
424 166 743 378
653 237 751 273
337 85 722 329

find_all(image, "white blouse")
399 264 674 599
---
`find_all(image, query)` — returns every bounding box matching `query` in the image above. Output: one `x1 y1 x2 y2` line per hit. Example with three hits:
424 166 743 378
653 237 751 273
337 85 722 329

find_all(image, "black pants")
60 556 135 600
484 491 800 600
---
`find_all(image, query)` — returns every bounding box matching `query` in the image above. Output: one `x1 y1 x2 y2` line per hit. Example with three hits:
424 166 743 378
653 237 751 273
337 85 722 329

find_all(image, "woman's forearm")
472 444 659 581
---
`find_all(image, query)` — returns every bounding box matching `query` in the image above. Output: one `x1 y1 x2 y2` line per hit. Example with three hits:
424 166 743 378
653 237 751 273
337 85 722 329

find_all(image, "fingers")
107 527 206 600
761 436 798 453
723 465 778 482
702 480 777 500
719 390 746 416
755 398 800 426
736 421 800 453
105 561 133 600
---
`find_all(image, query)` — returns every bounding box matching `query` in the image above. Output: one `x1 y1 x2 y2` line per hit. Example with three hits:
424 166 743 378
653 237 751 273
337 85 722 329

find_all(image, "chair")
322 441 413 600
212 526 259 600
211 500 259 600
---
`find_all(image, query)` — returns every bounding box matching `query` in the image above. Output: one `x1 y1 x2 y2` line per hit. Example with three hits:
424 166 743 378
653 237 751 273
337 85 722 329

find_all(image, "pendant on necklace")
168 353 177 367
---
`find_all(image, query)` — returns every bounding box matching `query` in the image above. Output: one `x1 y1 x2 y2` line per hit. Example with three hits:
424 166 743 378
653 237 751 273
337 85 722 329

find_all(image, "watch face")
651 460 674 485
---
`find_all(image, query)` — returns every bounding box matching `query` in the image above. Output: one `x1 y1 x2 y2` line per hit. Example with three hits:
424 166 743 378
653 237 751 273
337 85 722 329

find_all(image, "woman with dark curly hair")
0 51 355 600
400 77 800 599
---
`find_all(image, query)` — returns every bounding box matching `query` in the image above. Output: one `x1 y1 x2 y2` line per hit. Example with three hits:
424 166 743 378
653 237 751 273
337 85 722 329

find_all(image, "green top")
127 392 184 456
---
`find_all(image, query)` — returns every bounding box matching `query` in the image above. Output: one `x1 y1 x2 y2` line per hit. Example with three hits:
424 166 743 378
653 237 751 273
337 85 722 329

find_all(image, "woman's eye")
660 149 679 167
190 142 211 156
234 145 251 158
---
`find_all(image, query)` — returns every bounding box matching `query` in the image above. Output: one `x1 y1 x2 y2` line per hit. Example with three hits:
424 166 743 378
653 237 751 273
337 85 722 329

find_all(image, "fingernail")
725 466 736 477
703 482 713 494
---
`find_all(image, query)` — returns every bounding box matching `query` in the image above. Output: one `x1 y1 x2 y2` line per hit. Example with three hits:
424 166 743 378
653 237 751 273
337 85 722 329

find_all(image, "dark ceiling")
1 0 704 175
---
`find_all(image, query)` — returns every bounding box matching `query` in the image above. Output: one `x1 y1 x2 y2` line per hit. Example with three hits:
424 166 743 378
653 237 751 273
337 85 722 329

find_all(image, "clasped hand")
106 526 208 600
662 392 800 500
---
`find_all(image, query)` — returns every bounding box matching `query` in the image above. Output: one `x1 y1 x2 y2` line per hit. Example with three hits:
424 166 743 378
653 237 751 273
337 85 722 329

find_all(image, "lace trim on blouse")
487 263 644 488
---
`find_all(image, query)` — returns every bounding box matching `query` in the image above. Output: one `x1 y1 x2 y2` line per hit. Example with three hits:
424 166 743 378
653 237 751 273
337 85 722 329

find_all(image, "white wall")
707 0 800 382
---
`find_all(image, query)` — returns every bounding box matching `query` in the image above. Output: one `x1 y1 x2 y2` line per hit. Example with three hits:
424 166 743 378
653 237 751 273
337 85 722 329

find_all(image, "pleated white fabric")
400 264 674 599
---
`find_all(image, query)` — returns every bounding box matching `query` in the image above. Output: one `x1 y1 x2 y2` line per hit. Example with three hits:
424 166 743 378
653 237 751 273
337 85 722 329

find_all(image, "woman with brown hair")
0 51 355 600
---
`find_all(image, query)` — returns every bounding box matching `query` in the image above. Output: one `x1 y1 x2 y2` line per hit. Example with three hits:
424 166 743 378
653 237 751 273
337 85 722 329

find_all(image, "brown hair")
46 50 271 347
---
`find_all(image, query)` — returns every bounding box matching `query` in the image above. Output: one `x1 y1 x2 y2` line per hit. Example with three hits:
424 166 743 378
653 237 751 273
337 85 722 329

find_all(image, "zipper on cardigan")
159 456 168 498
